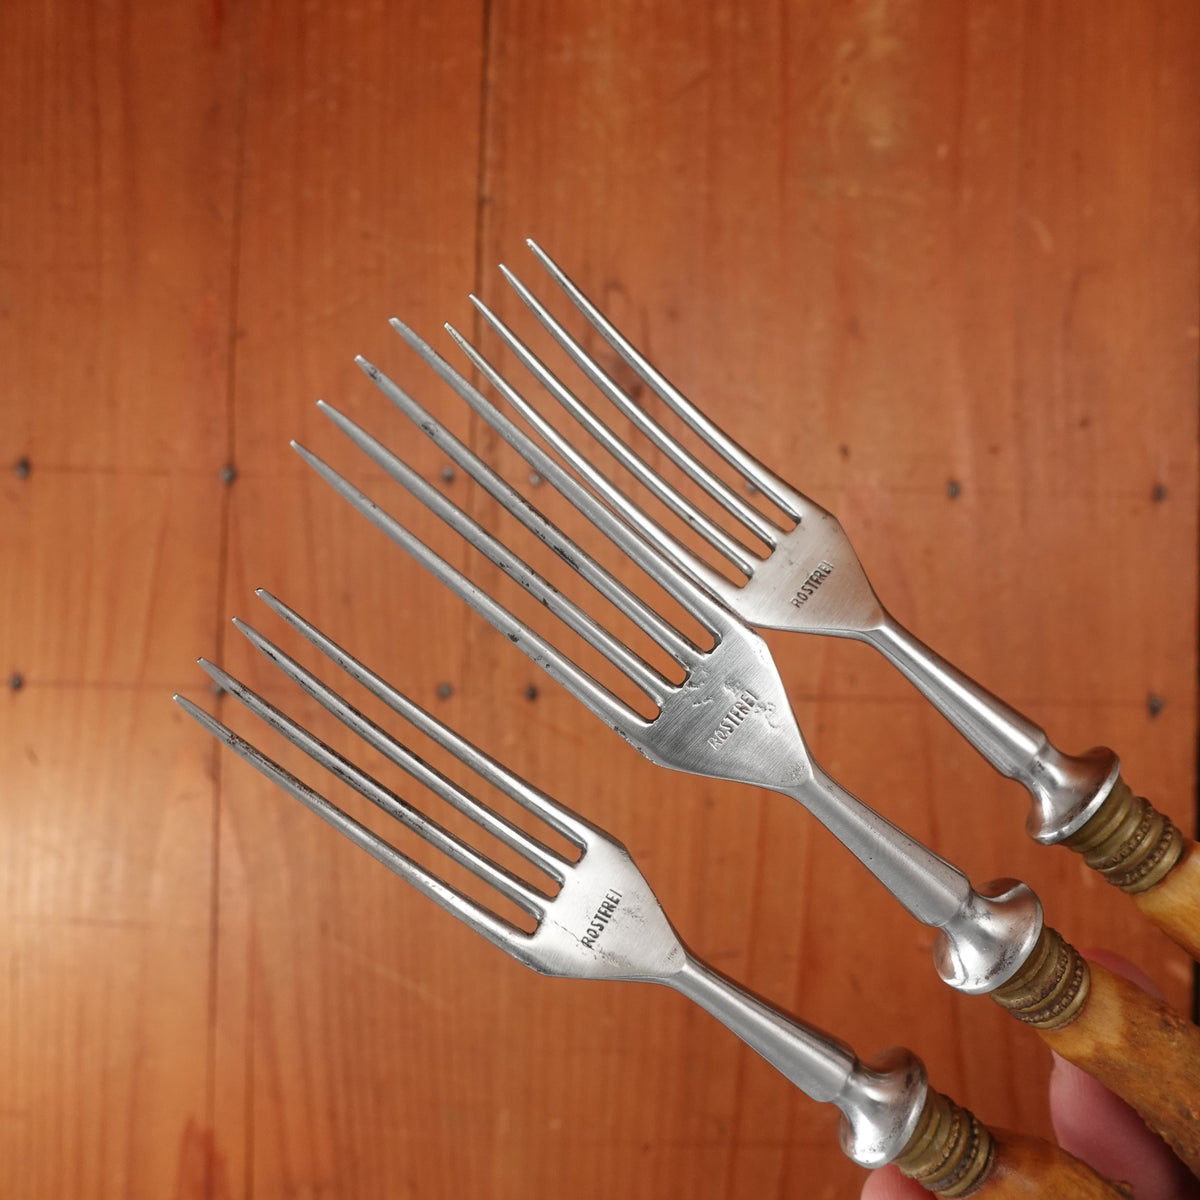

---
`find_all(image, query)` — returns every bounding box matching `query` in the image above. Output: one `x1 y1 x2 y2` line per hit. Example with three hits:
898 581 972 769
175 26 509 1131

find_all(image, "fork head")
174 592 687 983
296 325 821 798
491 249 1144 861
473 240 887 638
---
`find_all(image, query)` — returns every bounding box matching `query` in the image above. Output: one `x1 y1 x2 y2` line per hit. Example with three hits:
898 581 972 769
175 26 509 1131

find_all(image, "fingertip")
1049 1052 1196 1200
860 1164 929 1200
1080 947 1166 1001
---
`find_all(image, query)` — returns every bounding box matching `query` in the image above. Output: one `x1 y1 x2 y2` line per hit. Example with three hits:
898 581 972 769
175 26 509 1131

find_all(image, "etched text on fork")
707 690 763 750
790 561 835 608
580 889 624 948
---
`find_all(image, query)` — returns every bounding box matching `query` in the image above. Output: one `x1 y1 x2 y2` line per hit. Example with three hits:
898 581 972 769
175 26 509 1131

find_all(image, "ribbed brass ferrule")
894 1089 995 1197
1064 776 1184 894
991 926 1090 1030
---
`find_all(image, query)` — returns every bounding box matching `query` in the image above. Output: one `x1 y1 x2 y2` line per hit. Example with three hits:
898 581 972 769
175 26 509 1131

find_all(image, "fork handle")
1131 837 1200 957
893 1089 1129 1198
964 1132 1131 1199
670 957 1124 1194
991 926 1200 1173
1063 777 1200 959
865 614 1118 840
865 616 1194 935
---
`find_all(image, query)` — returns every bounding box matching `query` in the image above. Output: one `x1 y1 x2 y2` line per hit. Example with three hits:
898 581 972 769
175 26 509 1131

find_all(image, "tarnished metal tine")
290 440 648 736
171 694 528 953
196 658 548 918
308 400 673 707
469 284 765 572
525 238 805 522
385 317 736 636
443 321 735 601
360 326 704 669
232 615 569 881
255 588 593 851
494 263 783 548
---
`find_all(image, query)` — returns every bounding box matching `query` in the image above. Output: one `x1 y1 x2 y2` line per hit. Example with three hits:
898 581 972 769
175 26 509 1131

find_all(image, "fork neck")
863 613 1120 843
780 767 1044 994
667 954 926 1167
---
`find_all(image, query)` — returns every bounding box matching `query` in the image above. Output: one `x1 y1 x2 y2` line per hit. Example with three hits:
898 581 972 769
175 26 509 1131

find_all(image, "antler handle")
894 1088 1129 1197
1133 839 1200 958
1062 776 1200 959
991 927 1200 1173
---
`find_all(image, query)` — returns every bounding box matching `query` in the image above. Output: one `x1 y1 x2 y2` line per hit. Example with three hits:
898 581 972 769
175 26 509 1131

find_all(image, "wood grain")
1 2 1197 1198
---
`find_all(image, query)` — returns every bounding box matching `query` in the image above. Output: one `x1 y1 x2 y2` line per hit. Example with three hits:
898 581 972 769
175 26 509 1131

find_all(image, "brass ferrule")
1064 776 1184 894
990 926 1090 1030
894 1089 995 1197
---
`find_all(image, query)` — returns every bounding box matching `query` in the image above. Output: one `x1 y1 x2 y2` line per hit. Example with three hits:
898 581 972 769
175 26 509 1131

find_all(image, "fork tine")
196 657 550 916
465 290 760 576
231 615 570 881
360 326 704 669
495 263 784 550
445 315 737 604
310 399 675 707
254 588 595 850
476 280 768 571
525 239 805 523
290 440 649 737
386 317 737 636
172 693 528 954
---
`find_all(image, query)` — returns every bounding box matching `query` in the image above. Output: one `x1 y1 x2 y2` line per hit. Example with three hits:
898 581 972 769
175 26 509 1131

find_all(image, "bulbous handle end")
932 879 1044 995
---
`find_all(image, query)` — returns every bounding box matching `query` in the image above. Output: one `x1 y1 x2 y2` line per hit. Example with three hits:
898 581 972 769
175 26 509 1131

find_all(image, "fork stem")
786 769 1044 994
864 613 1119 844
668 954 926 1167
668 957 1126 1194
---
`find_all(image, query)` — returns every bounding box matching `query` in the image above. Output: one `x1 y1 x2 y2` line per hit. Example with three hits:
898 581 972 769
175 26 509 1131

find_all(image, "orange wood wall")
2 2 1197 1197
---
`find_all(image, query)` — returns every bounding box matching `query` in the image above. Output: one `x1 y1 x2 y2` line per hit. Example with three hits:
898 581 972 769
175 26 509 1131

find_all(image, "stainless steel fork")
470 243 1197 954
175 593 1123 1198
300 337 1041 1000
292 316 1200 1169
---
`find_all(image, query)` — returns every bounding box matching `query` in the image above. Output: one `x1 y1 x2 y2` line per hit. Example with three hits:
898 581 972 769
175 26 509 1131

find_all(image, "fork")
175 592 1126 1198
293 318 1200 1166
472 241 1200 963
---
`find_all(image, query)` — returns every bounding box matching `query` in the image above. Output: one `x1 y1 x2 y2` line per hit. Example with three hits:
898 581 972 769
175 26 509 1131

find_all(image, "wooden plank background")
1 1 1197 1197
